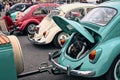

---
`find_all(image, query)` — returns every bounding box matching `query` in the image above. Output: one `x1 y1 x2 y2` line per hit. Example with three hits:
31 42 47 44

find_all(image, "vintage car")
15 3 59 35
0 19 9 34
8 3 33 14
29 3 96 48
49 1 120 80
0 18 16 35
0 31 24 80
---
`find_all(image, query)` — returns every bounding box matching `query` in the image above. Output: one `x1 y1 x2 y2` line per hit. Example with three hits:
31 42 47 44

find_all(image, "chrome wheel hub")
58 32 69 47
28 24 36 34
114 59 120 80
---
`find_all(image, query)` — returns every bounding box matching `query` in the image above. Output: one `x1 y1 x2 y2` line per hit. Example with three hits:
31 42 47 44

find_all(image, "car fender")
94 37 120 76
81 37 120 77
43 25 61 44
20 19 40 31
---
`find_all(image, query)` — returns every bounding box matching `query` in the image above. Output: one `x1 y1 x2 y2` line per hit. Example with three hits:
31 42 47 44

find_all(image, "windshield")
81 7 117 26
22 7 31 16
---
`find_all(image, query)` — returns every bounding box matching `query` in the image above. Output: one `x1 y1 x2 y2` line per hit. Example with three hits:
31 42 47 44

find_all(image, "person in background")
4 1 10 12
9 0 15 7
1 2 5 12
3 11 16 32
0 3 2 17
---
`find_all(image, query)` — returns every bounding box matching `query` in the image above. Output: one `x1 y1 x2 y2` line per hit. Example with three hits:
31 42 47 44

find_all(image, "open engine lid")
52 16 94 43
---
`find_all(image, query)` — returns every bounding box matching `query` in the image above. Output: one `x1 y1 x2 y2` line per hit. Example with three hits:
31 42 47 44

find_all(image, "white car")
29 3 97 48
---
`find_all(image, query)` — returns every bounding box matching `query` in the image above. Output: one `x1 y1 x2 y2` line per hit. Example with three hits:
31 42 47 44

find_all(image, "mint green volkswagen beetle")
49 1 120 80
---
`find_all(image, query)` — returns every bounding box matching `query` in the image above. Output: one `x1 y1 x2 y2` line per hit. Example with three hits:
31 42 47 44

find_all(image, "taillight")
34 27 39 34
43 31 46 37
60 38 66 45
89 50 96 60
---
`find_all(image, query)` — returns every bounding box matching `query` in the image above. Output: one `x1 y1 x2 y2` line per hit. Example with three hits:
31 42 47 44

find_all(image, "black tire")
53 31 69 48
105 55 120 80
24 23 37 35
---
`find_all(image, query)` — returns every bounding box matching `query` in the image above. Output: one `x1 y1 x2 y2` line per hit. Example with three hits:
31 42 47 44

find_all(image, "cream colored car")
29 3 97 48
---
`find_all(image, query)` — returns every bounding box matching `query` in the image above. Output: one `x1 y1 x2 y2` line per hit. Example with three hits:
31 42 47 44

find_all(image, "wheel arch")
43 26 61 44
20 19 39 31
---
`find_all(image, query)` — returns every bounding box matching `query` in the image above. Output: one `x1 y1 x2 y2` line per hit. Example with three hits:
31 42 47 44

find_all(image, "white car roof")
59 2 97 12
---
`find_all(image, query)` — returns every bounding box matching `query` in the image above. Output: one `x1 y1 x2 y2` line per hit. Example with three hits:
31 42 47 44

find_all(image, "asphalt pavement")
15 34 106 80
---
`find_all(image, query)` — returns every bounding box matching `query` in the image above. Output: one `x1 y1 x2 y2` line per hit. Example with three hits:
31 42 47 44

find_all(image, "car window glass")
16 5 21 10
10 4 18 9
86 8 93 13
49 6 58 11
81 7 117 26
33 7 48 16
65 8 85 20
21 5 26 11
49 6 56 10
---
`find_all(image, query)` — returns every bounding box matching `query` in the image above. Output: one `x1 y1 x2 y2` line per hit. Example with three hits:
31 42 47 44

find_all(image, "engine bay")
66 30 100 59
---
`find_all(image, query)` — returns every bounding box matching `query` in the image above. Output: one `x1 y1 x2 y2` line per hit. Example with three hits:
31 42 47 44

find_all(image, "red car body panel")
19 19 40 31
16 3 59 31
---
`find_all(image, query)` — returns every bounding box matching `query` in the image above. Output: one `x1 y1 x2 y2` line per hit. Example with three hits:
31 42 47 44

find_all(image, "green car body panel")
11 11 19 21
51 1 120 78
0 43 17 80
52 16 95 43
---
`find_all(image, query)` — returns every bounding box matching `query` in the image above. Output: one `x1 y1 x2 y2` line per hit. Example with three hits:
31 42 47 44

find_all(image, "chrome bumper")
49 52 96 77
28 34 46 45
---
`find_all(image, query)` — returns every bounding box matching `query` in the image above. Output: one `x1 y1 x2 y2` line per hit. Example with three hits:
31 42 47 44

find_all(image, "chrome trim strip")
49 53 96 77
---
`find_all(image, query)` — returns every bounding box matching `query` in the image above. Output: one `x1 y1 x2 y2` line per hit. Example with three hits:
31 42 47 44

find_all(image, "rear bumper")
28 34 46 45
49 52 96 77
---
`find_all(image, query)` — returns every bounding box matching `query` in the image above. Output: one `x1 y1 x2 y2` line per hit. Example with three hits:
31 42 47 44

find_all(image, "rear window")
81 7 117 26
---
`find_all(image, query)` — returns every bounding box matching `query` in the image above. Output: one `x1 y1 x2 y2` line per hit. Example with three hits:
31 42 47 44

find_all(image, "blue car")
8 3 33 14
49 1 120 80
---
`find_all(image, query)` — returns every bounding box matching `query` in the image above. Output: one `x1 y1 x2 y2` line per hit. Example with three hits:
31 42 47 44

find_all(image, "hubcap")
28 24 36 34
58 32 69 47
114 59 120 80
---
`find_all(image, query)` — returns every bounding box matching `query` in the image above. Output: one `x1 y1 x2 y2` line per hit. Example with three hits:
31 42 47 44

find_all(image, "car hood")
52 16 94 43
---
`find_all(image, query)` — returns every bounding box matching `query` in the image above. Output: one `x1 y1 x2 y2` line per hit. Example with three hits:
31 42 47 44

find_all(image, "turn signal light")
89 50 96 60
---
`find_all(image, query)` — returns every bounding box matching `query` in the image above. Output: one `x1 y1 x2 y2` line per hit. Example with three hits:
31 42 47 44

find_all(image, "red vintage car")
15 3 59 35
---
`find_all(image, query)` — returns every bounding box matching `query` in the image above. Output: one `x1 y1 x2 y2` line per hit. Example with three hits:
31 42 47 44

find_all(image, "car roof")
10 3 32 10
99 1 120 10
11 3 32 7
29 3 59 9
58 2 97 12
